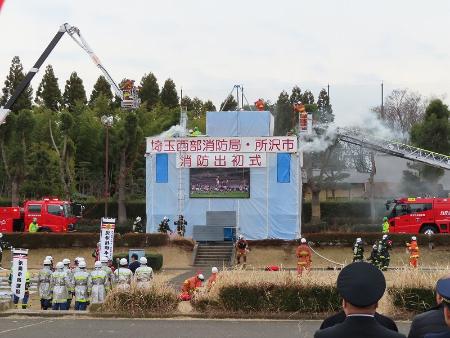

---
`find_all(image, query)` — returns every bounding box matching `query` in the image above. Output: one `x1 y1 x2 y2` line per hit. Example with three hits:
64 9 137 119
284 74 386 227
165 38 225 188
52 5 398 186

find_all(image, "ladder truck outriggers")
0 22 140 124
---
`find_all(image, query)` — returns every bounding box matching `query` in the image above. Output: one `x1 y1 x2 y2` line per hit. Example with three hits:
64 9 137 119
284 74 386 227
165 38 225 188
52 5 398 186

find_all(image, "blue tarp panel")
155 154 168 183
277 153 291 183
206 111 272 137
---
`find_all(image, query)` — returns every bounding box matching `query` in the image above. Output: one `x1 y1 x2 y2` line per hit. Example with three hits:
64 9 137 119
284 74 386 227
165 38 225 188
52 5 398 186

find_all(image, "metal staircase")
336 128 450 170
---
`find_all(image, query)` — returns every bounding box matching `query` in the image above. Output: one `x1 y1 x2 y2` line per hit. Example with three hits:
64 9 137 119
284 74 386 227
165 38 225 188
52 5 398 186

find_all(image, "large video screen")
190 168 250 198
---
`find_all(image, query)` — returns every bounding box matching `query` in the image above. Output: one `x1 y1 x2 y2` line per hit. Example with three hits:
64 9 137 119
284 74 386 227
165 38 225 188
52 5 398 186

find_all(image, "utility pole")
101 115 114 217
327 83 330 98
235 85 240 110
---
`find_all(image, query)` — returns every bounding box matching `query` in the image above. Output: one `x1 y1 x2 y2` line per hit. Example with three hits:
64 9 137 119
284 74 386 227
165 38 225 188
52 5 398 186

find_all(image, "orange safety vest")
182 276 202 294
407 241 419 258
296 244 312 265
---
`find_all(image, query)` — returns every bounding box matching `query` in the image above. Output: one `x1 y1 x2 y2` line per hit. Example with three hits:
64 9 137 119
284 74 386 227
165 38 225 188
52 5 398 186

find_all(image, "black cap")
337 262 386 307
436 278 450 303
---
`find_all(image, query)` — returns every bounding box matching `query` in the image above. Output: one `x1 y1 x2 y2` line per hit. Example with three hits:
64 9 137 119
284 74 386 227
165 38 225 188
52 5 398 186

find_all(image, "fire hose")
308 244 345 267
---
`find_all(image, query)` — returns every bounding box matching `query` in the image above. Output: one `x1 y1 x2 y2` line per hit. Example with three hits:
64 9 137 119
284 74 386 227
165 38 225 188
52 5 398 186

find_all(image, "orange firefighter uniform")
296 243 312 275
406 239 419 268
180 275 204 300
207 274 217 289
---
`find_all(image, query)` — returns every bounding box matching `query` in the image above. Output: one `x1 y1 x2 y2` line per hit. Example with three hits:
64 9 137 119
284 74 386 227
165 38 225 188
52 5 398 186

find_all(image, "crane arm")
62 23 123 100
336 128 450 170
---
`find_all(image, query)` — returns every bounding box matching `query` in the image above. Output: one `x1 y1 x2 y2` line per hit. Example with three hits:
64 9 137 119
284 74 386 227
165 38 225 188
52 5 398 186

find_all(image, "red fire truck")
385 197 450 234
0 198 83 233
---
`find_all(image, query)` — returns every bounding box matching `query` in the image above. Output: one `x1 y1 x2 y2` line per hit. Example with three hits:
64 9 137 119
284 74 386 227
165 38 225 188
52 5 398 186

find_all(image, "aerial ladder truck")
0 23 140 124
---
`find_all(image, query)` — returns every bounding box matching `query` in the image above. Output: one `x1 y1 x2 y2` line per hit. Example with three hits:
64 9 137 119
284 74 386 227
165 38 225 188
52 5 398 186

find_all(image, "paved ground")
0 318 411 338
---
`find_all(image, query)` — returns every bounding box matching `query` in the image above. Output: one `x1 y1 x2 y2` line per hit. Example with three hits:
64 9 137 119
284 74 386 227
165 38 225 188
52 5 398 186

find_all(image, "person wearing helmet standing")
50 261 71 310
100 256 113 289
368 244 380 268
133 216 144 233
180 274 204 300
353 238 364 262
28 218 39 233
88 261 109 304
37 259 53 310
158 217 172 234
406 236 420 268
207 267 219 290
296 238 312 276
174 215 187 237
113 258 132 290
45 256 54 271
235 235 249 266
63 258 74 309
134 257 153 288
382 216 390 234
378 235 392 271
73 260 89 311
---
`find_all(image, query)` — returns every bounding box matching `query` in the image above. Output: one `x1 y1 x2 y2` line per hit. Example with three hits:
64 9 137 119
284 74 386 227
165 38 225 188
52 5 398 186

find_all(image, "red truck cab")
0 198 82 233
386 197 450 234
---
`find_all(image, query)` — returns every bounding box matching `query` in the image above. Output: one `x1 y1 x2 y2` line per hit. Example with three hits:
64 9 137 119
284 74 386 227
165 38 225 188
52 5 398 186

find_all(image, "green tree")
289 86 302 104
180 95 193 111
112 112 143 224
203 100 216 112
0 56 33 112
274 91 292 135
63 72 87 112
160 78 179 108
35 65 61 111
410 99 450 183
220 95 238 111
90 75 113 104
302 90 315 104
139 73 160 110
316 88 333 124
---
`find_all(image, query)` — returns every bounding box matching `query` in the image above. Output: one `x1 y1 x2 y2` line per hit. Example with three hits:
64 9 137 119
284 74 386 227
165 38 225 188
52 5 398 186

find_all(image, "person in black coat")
409 278 449 338
314 262 405 338
128 253 140 274
320 310 398 332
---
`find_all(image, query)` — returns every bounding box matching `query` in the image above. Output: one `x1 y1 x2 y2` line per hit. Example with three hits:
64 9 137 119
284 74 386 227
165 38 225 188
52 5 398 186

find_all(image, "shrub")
389 287 436 313
99 280 179 316
112 252 163 271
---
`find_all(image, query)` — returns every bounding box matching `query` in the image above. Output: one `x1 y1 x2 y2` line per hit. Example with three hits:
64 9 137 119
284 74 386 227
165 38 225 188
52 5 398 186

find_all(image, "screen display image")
190 168 250 198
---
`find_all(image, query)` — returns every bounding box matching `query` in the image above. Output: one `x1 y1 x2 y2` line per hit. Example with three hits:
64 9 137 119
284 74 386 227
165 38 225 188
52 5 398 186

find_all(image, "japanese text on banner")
100 217 116 260
146 137 297 154
176 152 267 168
11 249 28 299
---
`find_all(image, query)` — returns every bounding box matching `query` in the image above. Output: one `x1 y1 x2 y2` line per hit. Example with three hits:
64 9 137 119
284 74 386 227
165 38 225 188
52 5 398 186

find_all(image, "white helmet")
198 274 205 281
136 216 141 222
94 261 102 268
100 256 108 263
43 259 51 265
120 258 128 266
163 216 168 220
0 233 3 238
45 256 53 262
79 261 87 268
373 244 377 249
62 258 70 265
56 262 64 270
139 257 147 265
212 267 218 274
382 234 388 240
238 235 244 240
300 238 307 243
412 236 417 240
356 238 362 243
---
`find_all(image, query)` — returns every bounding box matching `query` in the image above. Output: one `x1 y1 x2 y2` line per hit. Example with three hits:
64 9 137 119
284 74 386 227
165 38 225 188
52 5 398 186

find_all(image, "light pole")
101 115 114 217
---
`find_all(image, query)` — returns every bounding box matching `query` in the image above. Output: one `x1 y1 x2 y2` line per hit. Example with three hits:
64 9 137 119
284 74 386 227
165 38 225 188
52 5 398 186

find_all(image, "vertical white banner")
11 248 28 299
100 217 116 261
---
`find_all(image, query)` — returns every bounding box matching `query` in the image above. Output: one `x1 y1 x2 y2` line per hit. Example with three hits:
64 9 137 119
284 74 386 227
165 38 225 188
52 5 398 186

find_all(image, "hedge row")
112 252 163 271
1 233 194 250
193 284 437 315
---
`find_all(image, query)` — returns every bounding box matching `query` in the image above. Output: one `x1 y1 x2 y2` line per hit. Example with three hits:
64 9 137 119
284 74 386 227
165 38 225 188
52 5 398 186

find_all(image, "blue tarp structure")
146 111 301 240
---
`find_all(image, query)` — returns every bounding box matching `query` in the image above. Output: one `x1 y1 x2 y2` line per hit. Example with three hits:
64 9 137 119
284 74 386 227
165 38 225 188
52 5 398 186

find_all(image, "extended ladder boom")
0 22 139 124
337 128 450 170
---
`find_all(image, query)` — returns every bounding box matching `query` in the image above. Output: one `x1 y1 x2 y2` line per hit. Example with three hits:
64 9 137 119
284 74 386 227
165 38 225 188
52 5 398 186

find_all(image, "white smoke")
300 111 400 153
158 124 187 138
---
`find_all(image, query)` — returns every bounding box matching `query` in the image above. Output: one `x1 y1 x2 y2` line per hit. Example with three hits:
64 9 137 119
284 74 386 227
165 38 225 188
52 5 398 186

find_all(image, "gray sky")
1 0 449 126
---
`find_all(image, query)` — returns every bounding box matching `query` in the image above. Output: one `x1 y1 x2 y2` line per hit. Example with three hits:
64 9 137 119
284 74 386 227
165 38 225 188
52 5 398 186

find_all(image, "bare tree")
372 89 425 140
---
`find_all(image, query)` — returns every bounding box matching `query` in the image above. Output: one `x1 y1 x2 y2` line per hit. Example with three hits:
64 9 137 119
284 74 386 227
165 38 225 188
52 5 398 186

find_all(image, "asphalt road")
0 318 411 338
